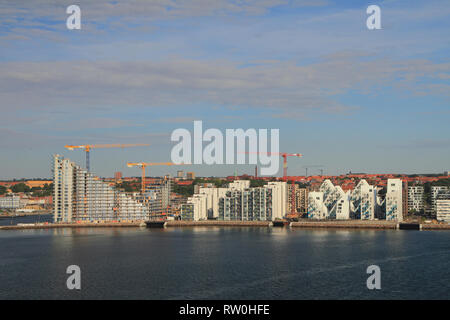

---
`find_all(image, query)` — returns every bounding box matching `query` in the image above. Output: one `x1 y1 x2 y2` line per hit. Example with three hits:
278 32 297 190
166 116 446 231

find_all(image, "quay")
1 220 449 230
291 220 397 229
164 220 272 227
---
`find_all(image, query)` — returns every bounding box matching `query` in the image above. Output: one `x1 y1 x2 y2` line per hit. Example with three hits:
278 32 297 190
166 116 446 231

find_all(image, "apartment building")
408 186 424 213
431 186 449 213
181 193 208 221
385 179 403 221
307 179 378 220
436 191 450 223
287 184 308 214
53 155 148 223
182 180 286 221
350 180 377 220
218 187 273 221
307 191 328 219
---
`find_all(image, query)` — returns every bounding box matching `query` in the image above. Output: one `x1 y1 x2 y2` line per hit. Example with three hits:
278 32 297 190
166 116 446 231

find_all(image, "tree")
0 185 6 195
11 183 31 193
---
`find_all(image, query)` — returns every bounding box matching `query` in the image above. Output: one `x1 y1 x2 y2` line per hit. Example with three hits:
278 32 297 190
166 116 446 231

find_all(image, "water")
0 214 53 226
0 227 449 299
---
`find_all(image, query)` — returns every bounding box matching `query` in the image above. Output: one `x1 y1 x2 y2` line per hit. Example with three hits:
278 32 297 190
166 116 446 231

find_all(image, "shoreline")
1 220 449 230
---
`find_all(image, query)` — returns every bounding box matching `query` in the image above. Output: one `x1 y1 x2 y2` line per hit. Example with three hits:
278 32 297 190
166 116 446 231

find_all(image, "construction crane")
65 143 150 172
126 162 185 193
302 165 324 178
245 152 302 180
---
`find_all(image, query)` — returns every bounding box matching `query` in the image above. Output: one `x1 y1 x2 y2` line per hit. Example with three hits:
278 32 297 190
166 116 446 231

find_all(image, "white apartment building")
181 193 208 221
385 179 403 221
436 191 450 223
408 186 424 212
431 186 449 213
264 181 287 220
53 155 148 223
198 187 227 219
350 180 377 220
182 180 287 221
307 191 328 219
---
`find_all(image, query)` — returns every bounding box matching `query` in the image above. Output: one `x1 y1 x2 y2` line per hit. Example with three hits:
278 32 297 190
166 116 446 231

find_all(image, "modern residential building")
218 187 273 221
408 186 425 213
287 184 308 214
0 194 20 209
177 170 184 178
307 191 328 219
350 180 377 220
181 193 208 220
431 186 449 213
385 179 403 221
308 180 351 220
436 191 450 223
181 180 286 221
265 182 287 220
198 187 227 219
53 155 148 223
307 179 379 220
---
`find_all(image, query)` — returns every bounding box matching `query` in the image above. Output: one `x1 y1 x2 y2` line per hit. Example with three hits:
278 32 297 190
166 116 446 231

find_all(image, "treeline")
0 183 53 197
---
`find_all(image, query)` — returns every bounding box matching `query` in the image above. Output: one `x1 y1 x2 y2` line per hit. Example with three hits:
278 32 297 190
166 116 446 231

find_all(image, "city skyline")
1 0 449 179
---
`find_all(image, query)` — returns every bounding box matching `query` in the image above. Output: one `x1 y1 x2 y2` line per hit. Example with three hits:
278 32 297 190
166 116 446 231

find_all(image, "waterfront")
0 227 449 300
0 214 53 226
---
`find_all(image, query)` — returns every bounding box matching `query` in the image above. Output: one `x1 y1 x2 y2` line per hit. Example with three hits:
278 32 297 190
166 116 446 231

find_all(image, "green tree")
0 185 7 195
11 183 31 193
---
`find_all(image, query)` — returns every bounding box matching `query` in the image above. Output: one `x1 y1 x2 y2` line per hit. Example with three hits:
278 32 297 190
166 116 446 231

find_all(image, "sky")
0 0 449 179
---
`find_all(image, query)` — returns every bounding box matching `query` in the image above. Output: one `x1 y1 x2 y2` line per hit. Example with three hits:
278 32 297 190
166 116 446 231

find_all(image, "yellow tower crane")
65 143 150 172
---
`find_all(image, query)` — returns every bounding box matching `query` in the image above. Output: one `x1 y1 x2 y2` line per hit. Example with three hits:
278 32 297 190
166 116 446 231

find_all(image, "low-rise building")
0 194 20 209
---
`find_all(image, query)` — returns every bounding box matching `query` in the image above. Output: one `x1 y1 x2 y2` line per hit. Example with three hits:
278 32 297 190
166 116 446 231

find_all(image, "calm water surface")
0 214 53 226
0 226 449 299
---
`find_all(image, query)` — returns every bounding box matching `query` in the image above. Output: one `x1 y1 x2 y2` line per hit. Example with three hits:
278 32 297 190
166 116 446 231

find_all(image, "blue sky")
0 0 449 179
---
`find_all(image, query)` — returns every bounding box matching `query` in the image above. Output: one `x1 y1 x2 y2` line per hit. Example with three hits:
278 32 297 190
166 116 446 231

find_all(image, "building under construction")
53 155 149 222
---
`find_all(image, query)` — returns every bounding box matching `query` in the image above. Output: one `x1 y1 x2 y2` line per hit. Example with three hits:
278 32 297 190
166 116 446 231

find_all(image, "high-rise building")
53 155 148 223
177 170 184 178
436 191 450 223
385 179 403 221
140 177 172 216
265 182 287 220
408 186 424 213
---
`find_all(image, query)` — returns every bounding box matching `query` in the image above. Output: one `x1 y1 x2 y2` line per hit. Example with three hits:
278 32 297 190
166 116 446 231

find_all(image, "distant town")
1 155 449 227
